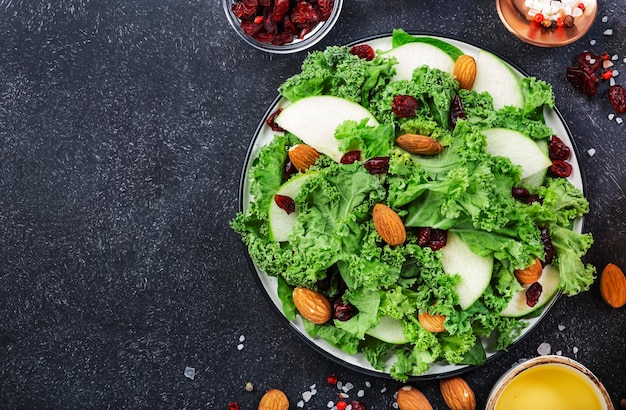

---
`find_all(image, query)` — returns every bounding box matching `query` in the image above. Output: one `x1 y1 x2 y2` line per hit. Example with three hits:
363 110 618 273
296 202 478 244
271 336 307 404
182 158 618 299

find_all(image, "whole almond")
258 388 289 410
373 203 406 246
440 377 476 410
418 311 446 333
292 287 332 324
600 263 626 308
288 144 321 172
453 55 477 90
396 134 443 155
514 258 543 285
396 385 433 410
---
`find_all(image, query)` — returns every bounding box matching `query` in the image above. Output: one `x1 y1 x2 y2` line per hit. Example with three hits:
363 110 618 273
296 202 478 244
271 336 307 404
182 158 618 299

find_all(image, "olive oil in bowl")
487 355 614 410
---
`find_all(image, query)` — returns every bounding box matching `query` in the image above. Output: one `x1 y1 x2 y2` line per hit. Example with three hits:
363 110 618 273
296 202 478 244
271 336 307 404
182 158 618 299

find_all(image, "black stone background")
0 0 624 408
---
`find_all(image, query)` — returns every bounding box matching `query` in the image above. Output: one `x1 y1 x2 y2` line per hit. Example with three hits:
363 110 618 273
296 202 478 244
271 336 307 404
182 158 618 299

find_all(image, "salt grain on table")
587 148 596 157
602 16 608 22
537 342 551 355
184 366 196 380
558 324 566 331
603 29 614 36
616 118 623 124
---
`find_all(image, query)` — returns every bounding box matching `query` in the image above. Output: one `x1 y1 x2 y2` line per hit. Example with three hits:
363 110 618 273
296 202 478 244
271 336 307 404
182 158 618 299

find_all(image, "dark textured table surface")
1 0 625 409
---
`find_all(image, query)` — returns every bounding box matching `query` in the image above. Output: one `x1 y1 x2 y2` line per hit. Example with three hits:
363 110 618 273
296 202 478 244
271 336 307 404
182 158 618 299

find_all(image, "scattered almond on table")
396 385 433 410
440 376 476 410
258 388 289 410
599 263 626 308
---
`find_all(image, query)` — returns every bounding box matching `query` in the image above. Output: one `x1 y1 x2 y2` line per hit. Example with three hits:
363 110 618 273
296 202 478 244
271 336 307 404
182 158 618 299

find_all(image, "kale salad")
231 30 595 381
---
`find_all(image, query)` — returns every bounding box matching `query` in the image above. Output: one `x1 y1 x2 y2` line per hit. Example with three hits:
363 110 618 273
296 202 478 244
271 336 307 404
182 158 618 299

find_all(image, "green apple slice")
441 232 494 310
268 172 317 242
365 316 408 344
500 264 561 317
483 128 553 180
275 96 378 162
381 42 455 81
521 139 549 190
473 49 523 110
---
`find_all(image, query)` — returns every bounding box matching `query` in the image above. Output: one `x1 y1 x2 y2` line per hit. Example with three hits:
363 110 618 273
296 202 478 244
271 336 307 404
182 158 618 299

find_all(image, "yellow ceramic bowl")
486 355 614 410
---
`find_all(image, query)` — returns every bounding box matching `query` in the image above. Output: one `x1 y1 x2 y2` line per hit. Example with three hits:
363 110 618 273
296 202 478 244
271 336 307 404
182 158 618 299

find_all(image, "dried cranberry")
548 135 571 160
449 94 467 129
291 1 319 29
525 194 541 205
428 229 447 251
239 20 262 36
566 65 598 96
266 108 286 132
332 297 358 321
540 226 554 265
511 187 530 200
349 44 376 61
609 85 626 113
576 51 601 73
274 194 295 214
351 400 366 410
417 227 432 247
549 160 572 178
340 150 362 164
232 0 257 19
525 282 543 307
364 157 389 174
272 0 290 22
392 95 419 118
284 160 298 180
316 0 334 21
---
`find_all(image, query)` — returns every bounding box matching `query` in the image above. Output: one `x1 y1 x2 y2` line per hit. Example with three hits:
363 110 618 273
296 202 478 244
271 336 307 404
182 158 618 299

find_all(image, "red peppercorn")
577 2 585 10
602 70 613 80
227 402 239 410
556 17 564 27
600 51 611 60
534 13 545 23
336 401 348 410
327 374 338 385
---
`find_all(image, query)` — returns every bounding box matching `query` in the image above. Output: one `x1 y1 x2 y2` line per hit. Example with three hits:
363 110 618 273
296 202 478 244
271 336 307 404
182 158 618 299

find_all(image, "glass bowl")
222 0 343 54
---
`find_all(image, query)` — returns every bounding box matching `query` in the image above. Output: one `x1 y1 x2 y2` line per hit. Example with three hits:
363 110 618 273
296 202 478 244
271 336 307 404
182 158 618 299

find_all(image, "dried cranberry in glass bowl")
223 0 343 54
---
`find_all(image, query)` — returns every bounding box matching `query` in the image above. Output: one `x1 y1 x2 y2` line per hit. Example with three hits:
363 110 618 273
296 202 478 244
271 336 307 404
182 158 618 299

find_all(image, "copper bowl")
496 0 597 47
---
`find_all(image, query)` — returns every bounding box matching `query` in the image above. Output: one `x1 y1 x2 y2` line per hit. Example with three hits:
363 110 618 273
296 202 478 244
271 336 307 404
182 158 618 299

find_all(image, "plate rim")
237 30 586 381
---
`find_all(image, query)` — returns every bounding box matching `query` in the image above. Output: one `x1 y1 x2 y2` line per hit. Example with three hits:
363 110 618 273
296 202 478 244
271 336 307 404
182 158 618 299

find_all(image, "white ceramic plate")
239 33 584 379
